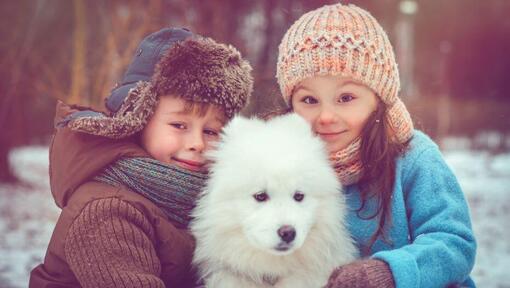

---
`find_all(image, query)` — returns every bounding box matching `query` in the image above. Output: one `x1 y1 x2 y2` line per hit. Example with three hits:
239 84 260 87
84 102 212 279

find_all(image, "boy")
29 27 253 287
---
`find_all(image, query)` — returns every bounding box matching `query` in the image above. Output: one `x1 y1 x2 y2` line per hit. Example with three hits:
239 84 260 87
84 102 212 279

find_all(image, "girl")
276 4 476 288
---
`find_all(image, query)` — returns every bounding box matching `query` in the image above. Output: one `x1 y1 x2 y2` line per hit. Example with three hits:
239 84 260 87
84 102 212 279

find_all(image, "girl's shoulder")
398 130 450 178
408 130 439 153
401 130 442 161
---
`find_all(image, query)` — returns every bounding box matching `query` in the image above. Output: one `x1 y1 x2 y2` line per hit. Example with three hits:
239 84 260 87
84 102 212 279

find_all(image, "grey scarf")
94 157 207 228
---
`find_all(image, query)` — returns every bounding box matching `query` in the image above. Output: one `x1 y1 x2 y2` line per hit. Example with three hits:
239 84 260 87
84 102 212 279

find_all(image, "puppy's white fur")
191 114 357 288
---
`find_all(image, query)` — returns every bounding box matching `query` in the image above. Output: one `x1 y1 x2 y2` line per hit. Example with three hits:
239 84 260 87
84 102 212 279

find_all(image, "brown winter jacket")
29 102 197 288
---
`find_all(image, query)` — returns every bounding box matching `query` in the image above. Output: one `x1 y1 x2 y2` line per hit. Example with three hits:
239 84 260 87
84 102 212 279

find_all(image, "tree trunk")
68 0 87 105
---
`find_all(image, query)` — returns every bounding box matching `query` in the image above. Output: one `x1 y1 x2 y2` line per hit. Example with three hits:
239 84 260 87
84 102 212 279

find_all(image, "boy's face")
291 75 378 153
140 96 226 172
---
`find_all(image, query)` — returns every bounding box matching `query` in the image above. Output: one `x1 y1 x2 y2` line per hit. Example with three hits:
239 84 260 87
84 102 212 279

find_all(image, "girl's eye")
253 191 269 202
170 123 186 129
301 96 318 104
339 94 354 103
293 191 305 202
204 129 219 136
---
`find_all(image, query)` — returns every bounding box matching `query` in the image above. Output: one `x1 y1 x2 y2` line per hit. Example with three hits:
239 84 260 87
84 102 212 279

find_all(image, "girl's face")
291 75 378 153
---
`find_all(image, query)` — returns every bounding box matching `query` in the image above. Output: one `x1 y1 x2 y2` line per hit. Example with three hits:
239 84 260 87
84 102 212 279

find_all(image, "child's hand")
326 259 395 288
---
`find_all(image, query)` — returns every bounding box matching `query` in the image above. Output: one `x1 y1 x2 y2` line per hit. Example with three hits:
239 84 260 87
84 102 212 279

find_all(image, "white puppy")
190 113 357 288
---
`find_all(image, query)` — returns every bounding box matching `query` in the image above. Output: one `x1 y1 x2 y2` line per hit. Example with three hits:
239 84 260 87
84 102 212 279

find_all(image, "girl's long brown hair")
358 101 410 253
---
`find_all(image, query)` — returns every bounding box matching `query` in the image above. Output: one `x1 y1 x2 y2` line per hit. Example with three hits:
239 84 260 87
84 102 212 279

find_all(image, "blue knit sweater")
345 130 476 288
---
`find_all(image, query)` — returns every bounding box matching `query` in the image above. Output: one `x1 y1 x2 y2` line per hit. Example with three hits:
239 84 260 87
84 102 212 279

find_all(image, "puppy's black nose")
277 225 296 243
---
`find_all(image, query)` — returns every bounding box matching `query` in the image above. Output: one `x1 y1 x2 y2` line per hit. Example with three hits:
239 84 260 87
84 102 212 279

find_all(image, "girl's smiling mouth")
316 130 347 141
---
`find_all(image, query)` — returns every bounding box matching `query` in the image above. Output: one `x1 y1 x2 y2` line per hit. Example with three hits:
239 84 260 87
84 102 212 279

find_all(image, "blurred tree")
1 0 509 183
32 0 171 109
69 0 87 105
412 0 510 136
0 0 52 182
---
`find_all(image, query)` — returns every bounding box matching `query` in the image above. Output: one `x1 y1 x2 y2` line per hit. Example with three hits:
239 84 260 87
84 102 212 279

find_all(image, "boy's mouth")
171 157 206 172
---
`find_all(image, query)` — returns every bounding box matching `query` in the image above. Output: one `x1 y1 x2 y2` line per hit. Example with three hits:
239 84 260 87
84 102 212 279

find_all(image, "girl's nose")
317 107 339 125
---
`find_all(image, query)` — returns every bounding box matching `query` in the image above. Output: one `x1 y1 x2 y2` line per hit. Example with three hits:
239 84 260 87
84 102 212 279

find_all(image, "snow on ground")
1 142 509 288
0 146 59 288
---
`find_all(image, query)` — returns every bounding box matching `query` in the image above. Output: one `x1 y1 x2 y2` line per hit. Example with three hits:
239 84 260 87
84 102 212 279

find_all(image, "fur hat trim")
66 37 253 139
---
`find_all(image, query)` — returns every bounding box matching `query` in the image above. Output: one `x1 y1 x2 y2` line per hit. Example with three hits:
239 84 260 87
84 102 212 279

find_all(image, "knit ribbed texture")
326 259 395 288
277 4 397 101
65 198 164 288
276 3 414 183
329 137 362 185
94 157 207 228
276 3 413 142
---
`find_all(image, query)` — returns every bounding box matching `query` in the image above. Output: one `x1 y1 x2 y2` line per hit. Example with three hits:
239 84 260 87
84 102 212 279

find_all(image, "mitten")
326 259 395 288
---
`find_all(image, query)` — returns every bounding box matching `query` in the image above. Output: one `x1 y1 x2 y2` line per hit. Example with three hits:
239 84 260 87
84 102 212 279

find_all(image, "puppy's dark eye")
253 191 269 202
293 191 304 202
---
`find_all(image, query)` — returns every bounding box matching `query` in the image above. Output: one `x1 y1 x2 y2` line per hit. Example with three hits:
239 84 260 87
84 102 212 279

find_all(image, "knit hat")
276 4 413 143
60 27 253 139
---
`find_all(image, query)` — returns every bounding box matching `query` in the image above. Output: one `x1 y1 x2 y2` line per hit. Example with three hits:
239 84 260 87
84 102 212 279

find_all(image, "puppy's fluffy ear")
221 115 264 139
206 115 262 161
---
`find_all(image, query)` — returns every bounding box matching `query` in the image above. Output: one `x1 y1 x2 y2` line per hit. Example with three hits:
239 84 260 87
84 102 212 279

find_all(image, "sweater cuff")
366 259 395 288
373 249 420 288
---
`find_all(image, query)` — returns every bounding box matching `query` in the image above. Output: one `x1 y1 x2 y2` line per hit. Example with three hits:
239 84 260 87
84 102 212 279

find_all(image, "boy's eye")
169 123 186 129
301 96 318 104
339 94 354 103
204 129 219 136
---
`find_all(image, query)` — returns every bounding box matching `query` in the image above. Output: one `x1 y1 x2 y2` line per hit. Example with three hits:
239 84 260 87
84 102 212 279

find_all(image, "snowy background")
1 135 509 287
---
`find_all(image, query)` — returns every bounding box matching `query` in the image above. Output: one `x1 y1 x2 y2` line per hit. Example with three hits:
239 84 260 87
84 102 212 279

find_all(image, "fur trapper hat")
61 27 253 139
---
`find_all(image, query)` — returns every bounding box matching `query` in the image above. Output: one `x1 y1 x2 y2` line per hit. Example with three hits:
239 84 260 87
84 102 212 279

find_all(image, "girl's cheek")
294 107 316 124
353 118 370 133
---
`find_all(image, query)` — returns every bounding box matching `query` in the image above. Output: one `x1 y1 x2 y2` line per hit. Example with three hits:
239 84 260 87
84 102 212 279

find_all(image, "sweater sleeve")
65 198 165 288
372 146 476 288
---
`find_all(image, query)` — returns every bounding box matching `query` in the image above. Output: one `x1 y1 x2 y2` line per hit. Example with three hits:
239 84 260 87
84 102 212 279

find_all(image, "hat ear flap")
66 82 158 139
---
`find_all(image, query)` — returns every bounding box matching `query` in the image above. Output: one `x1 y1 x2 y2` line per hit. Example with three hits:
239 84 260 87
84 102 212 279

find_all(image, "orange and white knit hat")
276 3 413 143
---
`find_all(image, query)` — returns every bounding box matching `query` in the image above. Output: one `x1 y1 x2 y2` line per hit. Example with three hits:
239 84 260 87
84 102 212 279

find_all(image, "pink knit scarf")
329 120 414 186
329 137 363 186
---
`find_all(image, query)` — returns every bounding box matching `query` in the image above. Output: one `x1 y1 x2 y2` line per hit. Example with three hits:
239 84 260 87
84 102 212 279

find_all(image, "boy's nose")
187 132 205 152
